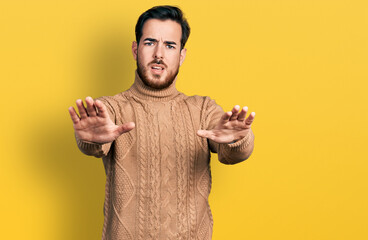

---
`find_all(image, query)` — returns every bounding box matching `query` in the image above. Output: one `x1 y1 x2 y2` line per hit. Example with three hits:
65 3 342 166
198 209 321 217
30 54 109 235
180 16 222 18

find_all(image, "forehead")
141 19 182 42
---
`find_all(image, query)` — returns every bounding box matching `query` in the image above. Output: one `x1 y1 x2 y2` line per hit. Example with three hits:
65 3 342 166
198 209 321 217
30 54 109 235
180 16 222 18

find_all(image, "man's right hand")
68 97 135 144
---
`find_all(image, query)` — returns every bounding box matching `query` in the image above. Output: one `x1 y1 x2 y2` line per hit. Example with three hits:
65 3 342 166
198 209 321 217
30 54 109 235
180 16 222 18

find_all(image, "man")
68 5 255 240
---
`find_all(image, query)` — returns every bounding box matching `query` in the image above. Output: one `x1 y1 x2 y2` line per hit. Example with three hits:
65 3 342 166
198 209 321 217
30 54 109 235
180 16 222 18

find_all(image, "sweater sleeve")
75 137 113 158
204 97 255 165
74 97 115 158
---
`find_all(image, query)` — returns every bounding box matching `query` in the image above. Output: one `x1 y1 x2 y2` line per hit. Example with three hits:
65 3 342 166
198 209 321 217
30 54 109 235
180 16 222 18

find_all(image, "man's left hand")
197 105 255 144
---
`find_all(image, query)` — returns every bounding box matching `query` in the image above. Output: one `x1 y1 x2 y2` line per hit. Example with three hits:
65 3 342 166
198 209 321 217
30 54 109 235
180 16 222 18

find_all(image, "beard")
137 57 179 90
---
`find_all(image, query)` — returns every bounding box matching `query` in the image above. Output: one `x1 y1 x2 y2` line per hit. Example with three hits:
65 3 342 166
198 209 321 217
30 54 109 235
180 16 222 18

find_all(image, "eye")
144 42 154 46
166 45 175 49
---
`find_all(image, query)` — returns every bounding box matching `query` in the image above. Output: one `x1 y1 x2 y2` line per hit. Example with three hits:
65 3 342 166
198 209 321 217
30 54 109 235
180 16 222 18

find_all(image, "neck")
128 71 180 101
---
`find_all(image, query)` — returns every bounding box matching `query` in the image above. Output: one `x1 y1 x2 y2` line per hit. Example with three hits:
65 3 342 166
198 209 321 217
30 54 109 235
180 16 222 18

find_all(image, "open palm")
68 97 135 144
197 105 255 144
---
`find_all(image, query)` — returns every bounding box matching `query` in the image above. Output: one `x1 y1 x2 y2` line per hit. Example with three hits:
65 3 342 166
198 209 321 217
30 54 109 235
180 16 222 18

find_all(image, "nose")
153 43 164 59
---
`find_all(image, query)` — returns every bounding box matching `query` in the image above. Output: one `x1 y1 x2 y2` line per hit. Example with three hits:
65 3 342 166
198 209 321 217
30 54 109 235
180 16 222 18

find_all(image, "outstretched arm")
68 96 135 157
197 105 255 164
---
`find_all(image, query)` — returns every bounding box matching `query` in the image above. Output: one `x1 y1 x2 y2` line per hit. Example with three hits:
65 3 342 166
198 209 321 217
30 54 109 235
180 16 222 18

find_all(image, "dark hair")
135 5 190 49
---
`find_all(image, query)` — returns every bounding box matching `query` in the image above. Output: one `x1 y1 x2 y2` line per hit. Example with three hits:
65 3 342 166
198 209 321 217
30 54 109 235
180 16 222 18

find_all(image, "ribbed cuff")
222 130 254 152
76 137 106 157
76 138 102 148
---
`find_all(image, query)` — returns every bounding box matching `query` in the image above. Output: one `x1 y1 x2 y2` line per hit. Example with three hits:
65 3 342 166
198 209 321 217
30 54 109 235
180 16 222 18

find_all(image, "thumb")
115 122 136 136
197 129 212 139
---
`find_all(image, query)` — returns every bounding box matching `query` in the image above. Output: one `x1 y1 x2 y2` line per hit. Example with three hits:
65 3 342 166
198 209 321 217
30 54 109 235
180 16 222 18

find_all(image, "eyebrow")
143 38 177 45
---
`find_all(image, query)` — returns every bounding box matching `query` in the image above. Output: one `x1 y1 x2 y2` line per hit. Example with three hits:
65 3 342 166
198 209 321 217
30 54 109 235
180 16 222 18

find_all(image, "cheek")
167 53 181 67
138 48 152 62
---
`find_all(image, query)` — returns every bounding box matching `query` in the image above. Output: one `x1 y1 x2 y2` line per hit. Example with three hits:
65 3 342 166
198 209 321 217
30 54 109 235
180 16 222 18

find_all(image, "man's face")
132 19 187 89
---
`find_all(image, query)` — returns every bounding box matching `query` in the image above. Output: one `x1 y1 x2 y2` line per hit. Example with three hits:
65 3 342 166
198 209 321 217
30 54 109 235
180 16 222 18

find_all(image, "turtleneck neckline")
128 71 181 101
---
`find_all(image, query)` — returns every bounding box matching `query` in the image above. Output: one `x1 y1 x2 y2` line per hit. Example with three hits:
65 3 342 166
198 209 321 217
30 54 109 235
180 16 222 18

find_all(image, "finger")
197 130 214 140
115 122 136 135
230 105 240 121
220 111 232 124
245 112 256 127
85 96 97 117
68 106 80 124
237 106 248 121
94 100 109 118
76 99 88 119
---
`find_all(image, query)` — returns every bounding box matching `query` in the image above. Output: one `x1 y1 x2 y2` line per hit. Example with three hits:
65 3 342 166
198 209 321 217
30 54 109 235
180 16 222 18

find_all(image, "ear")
132 41 138 61
179 48 187 66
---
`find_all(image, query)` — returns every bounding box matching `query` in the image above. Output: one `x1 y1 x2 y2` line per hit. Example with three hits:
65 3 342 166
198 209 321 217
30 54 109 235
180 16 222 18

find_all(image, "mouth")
150 64 165 74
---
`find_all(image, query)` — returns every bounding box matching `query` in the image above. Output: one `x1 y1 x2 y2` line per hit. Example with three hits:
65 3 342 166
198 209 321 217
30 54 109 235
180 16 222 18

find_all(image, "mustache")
149 59 167 68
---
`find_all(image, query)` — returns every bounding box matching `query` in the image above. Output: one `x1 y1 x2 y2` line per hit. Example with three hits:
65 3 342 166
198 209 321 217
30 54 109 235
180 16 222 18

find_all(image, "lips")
152 66 163 70
150 64 165 74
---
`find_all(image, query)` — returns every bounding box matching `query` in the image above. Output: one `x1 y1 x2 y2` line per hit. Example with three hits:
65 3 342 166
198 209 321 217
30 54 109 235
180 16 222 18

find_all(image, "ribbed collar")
128 70 180 101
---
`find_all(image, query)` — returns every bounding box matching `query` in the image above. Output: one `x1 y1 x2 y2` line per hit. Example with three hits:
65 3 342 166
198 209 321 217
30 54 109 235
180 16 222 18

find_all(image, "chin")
148 79 173 90
137 65 178 90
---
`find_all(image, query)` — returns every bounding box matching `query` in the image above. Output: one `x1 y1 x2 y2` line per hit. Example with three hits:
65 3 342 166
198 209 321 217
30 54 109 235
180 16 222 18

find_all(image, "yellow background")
1 0 367 239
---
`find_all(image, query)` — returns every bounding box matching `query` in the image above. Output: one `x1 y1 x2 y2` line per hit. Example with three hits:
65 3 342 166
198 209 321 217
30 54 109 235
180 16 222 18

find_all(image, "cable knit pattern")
197 210 211 240
134 101 149 240
101 155 112 240
197 166 213 240
197 167 211 199
183 101 198 239
75 71 254 240
160 102 177 240
147 103 161 239
109 215 133 240
172 101 189 239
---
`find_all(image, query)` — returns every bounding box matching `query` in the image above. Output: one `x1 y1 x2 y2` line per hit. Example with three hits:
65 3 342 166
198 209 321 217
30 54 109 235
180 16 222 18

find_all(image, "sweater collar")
128 70 180 101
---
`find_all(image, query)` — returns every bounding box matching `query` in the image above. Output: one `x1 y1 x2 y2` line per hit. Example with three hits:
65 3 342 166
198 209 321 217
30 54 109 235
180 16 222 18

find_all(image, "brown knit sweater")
76 72 255 240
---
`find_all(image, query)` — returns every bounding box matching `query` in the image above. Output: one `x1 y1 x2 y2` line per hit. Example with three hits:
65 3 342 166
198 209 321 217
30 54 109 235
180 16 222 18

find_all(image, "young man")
68 5 255 240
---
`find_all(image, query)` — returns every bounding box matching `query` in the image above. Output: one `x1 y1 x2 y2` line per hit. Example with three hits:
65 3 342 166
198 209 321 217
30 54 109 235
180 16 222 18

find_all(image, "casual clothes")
76 72 254 240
